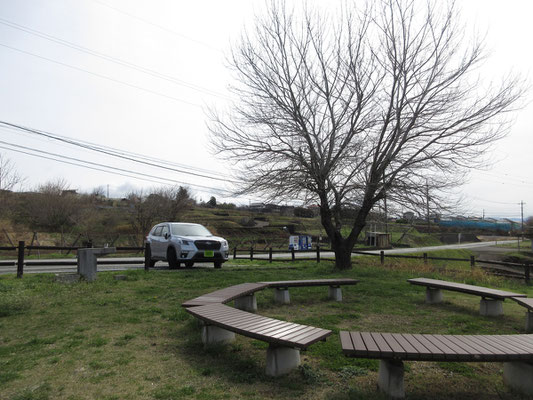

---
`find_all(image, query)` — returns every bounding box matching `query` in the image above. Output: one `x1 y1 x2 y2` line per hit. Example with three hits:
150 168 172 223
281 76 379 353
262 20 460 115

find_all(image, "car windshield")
171 224 212 237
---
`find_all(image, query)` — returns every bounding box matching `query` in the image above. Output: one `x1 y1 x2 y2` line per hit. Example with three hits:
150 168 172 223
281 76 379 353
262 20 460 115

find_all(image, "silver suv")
146 222 229 269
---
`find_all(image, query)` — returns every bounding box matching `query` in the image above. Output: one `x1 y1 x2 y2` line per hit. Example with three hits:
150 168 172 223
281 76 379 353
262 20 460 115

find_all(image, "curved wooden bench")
341 330 533 398
261 278 359 303
182 279 354 376
181 282 268 311
512 297 533 332
186 303 332 376
408 278 526 316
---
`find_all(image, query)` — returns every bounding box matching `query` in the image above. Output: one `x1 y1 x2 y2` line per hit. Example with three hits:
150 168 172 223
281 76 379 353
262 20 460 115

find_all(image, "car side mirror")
164 233 170 239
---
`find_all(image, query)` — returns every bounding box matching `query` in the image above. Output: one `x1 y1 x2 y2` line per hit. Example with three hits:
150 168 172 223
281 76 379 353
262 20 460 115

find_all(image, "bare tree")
0 153 25 216
0 153 25 192
209 0 526 269
128 186 194 237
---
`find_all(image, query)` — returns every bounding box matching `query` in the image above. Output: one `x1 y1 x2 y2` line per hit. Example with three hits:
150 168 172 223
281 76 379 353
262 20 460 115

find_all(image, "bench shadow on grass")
167 319 322 396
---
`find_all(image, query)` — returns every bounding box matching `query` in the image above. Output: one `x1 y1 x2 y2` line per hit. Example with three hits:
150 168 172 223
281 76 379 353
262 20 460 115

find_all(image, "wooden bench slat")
294 328 334 345
237 318 288 333
287 327 328 343
401 334 432 358
349 332 368 355
452 335 502 359
381 333 409 357
258 323 305 338
431 335 473 358
411 334 450 359
340 331 354 352
274 325 317 341
371 333 393 355
389 334 420 358
472 335 530 359
508 334 533 349
361 332 381 357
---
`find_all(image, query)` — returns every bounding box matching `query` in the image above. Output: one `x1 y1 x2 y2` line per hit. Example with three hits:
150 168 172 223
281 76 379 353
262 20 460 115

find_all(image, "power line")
0 124 233 180
0 42 203 108
0 141 235 196
90 0 223 53
0 17 232 100
0 120 241 184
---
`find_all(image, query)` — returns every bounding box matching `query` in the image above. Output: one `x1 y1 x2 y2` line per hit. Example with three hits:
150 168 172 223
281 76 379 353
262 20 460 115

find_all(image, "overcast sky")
0 0 531 219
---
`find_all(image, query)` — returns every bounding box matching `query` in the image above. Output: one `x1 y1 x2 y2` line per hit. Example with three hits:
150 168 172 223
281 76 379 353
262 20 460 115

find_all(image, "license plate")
204 250 214 257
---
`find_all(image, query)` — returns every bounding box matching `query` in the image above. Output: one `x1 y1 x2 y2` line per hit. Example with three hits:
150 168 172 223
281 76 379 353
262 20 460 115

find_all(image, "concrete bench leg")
425 287 443 304
328 286 342 301
265 344 300 376
234 294 257 312
479 298 503 316
526 311 533 333
504 362 533 395
274 288 290 305
378 359 405 399
201 324 235 346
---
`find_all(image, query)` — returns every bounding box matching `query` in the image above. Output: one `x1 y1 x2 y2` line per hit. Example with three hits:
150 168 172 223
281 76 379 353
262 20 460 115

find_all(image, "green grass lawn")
1 258 532 400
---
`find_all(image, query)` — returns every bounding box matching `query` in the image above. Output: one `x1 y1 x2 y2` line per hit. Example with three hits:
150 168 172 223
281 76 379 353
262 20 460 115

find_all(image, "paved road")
0 240 520 275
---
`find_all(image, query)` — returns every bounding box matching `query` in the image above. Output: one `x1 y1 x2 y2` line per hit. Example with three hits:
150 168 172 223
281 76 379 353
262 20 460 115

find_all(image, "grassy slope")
1 257 532 400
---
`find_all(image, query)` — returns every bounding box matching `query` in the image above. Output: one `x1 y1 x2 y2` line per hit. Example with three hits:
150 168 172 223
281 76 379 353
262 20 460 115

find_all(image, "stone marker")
77 247 116 282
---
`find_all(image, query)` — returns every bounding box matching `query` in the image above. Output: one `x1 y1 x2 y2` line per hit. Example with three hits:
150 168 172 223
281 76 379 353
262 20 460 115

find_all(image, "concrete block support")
265 345 301 376
526 311 533 333
504 362 533 395
425 287 443 304
77 247 116 282
274 288 290 305
378 359 405 399
479 298 503 317
328 286 342 301
201 325 235 346
234 294 257 312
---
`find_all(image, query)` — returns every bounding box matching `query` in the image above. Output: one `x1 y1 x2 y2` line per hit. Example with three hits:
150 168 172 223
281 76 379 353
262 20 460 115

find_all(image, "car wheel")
167 247 179 270
146 245 156 268
185 261 194 268
214 261 222 269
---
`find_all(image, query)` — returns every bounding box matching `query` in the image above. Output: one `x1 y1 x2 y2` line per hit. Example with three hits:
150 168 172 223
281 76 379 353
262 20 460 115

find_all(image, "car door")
150 225 164 257
160 224 171 256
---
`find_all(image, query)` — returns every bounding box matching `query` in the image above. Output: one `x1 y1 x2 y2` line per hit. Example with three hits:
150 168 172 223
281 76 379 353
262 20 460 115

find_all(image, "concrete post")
234 294 257 312
77 247 116 282
265 344 301 376
504 362 533 395
479 298 503 317
328 286 342 301
201 325 235 346
274 288 290 304
378 359 405 399
425 287 443 304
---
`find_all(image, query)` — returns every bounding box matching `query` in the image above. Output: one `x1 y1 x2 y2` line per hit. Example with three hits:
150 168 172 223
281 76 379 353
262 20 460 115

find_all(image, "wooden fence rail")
232 247 532 285
0 242 145 278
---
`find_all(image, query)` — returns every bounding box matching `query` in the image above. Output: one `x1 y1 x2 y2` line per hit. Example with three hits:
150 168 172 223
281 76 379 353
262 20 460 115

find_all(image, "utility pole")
482 209 485 220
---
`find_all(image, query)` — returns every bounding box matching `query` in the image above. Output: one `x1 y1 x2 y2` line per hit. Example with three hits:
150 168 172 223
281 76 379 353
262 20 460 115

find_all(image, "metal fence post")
269 247 273 263
250 247 254 261
316 245 321 263
423 253 428 265
380 250 384 265
291 247 295 262
233 247 237 260
470 255 475 269
17 241 24 278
